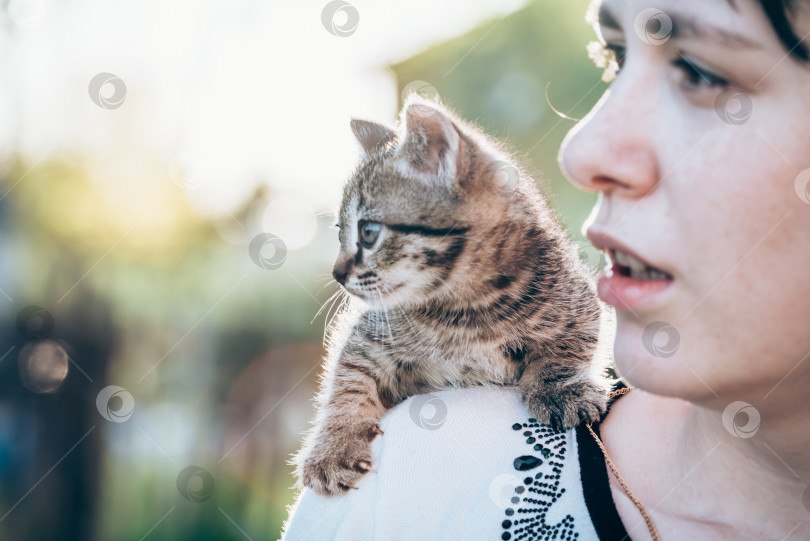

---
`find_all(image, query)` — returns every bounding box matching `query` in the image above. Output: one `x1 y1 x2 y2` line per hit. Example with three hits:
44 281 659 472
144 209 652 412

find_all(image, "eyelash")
592 42 729 90
672 56 728 88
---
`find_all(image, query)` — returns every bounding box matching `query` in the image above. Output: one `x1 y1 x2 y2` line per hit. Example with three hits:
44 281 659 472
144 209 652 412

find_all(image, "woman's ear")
350 118 397 155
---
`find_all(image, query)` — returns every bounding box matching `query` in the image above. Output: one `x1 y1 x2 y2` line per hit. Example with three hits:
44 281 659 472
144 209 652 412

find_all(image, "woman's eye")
672 56 728 90
589 40 730 95
359 221 381 247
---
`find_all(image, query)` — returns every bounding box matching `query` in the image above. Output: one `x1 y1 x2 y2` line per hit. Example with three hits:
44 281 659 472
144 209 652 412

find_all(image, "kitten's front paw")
522 380 607 429
297 419 384 497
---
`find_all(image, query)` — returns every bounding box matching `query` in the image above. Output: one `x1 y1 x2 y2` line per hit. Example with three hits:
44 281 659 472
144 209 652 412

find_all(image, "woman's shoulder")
282 384 631 540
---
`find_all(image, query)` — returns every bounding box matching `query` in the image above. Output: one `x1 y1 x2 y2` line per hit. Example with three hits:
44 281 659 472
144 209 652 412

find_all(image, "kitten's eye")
359 221 381 247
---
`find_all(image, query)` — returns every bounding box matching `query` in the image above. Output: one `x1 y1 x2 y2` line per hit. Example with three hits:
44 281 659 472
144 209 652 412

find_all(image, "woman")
281 0 810 538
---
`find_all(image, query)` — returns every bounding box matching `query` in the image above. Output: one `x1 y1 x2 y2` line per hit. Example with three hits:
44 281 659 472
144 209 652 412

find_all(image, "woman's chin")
611 326 704 400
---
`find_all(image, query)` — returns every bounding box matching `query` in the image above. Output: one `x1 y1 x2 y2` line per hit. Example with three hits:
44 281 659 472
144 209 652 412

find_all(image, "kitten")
290 94 613 497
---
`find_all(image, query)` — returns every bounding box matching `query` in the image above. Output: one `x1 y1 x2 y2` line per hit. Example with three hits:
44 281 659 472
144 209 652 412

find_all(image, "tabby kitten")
291 94 613 497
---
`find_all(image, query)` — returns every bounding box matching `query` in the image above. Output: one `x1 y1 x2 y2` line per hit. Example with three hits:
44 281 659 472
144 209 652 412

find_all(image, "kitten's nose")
332 257 353 285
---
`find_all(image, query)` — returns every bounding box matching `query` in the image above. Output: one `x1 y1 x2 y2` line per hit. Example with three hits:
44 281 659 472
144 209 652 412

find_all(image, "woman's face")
559 0 810 405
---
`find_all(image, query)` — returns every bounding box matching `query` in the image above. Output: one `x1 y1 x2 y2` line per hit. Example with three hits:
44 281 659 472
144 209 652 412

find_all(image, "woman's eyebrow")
597 3 764 50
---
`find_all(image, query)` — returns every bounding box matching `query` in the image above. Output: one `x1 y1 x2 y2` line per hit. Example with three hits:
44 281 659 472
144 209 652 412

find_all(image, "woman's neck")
681 398 810 528
602 388 810 539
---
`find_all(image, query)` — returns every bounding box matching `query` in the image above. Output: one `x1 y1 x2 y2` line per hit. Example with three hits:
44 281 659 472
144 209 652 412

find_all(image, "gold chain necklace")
586 387 661 541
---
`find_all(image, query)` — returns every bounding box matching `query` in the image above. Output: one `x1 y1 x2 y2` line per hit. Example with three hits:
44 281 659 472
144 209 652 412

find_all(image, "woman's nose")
557 70 660 199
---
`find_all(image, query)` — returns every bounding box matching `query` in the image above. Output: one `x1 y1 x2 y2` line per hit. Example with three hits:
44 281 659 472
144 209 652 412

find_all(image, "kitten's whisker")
371 288 385 342
322 288 345 330
379 283 418 337
323 291 349 346
313 288 342 323
316 279 339 294
363 261 385 343
373 296 385 344
320 291 342 339
375 287 395 344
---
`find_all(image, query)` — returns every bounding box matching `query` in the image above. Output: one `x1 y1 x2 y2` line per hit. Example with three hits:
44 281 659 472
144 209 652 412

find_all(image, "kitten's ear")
393 97 460 186
350 118 397 155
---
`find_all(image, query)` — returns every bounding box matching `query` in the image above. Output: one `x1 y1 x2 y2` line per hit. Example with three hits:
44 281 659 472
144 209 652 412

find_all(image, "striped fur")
291 94 614 496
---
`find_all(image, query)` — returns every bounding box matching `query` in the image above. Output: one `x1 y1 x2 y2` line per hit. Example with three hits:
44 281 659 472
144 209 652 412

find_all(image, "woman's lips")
586 228 674 310
597 263 673 311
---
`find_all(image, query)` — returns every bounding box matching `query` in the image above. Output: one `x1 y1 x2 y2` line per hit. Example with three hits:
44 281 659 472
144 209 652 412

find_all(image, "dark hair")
755 0 808 61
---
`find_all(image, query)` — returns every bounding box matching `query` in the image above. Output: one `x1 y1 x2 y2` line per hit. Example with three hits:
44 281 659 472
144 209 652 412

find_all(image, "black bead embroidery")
500 418 578 540
513 455 543 471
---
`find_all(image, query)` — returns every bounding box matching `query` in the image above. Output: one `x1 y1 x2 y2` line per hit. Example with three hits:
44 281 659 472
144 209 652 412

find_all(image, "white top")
280 386 631 541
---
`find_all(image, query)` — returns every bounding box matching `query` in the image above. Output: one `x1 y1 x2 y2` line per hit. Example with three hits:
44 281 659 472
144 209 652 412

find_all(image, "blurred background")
0 0 610 539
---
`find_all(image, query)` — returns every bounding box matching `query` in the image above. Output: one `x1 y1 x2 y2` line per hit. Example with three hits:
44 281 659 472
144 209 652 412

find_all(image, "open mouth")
607 249 672 281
